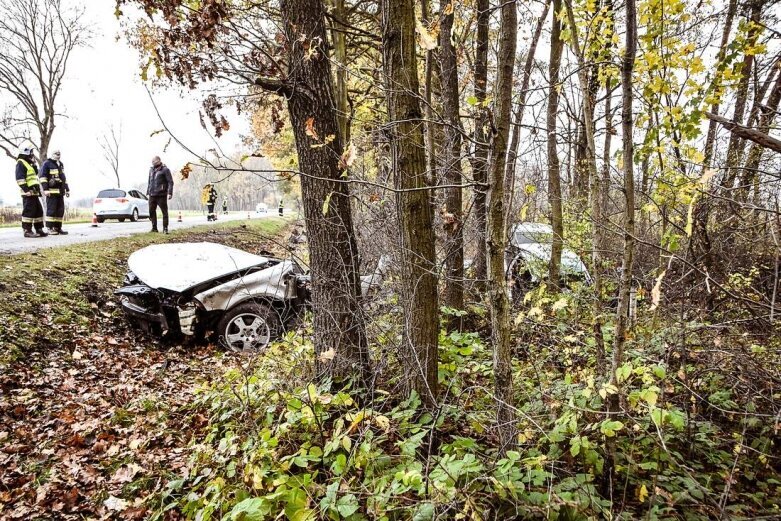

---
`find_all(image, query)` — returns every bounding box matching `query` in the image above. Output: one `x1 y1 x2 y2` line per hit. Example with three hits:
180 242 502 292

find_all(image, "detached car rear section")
115 242 310 352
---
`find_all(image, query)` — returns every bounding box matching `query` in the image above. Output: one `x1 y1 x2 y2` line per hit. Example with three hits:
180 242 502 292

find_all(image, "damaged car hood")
127 242 270 293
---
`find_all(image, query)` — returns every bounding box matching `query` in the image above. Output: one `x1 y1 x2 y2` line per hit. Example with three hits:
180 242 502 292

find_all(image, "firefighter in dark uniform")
222 196 228 214
15 147 47 238
40 150 70 235
205 184 218 221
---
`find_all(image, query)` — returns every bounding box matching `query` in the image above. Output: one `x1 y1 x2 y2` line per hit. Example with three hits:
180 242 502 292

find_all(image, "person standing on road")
222 195 228 215
278 199 284 216
15 147 47 238
203 183 218 221
40 150 70 235
146 156 173 233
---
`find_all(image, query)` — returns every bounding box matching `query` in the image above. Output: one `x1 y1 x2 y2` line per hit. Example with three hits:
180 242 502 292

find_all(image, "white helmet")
50 150 61 159
19 146 34 156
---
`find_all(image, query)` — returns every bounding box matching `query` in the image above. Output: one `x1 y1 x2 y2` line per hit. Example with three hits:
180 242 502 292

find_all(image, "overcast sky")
0 0 248 205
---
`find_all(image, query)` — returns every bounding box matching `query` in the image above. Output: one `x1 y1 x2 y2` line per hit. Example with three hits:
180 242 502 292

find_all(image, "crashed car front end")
114 242 309 340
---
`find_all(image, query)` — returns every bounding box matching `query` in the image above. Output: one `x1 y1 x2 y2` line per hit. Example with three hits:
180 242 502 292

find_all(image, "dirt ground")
0 219 291 519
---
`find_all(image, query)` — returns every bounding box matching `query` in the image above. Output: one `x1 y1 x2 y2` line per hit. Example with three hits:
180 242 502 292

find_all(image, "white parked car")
93 189 150 223
255 203 268 213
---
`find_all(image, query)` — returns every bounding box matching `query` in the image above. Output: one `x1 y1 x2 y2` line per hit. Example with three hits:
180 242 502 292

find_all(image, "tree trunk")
564 0 604 370
547 0 565 289
439 0 465 322
610 0 637 392
487 0 518 454
504 0 551 233
381 0 439 407
702 0 738 167
471 0 490 287
721 0 762 191
738 61 781 200
281 0 369 381
328 0 350 144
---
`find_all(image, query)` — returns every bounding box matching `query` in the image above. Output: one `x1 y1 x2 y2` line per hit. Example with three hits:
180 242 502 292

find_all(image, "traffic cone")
177 211 182 223
91 214 98 227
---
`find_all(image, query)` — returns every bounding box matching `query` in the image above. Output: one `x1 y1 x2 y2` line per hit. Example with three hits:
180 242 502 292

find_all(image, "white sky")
0 0 248 205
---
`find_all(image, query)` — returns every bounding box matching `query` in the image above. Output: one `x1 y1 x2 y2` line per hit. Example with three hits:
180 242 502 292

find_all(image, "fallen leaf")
104 495 128 512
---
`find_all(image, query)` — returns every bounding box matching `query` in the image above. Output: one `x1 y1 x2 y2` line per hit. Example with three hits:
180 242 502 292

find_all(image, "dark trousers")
21 195 44 232
149 195 169 230
46 195 65 229
207 203 215 220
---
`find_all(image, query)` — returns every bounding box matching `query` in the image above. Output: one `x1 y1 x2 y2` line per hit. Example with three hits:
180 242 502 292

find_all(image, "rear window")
98 189 126 198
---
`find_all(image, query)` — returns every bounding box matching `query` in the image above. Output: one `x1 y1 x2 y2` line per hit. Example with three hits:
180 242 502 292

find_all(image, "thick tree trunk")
281 0 369 381
504 0 551 232
439 0 465 321
487 0 518 454
471 0 490 287
547 0 565 289
381 0 439 407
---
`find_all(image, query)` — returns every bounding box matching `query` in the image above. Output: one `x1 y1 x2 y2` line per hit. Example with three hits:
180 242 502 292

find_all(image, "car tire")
130 208 139 222
96 217 105 223
217 301 282 353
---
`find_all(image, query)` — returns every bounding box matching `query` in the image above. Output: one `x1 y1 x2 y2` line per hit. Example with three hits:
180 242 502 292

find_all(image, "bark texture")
439 0 465 320
381 0 439 406
487 0 518 454
281 0 369 380
470 0 490 286
547 0 565 289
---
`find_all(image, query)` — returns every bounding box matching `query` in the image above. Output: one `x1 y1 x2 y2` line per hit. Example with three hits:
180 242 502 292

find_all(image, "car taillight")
94 198 102 203
116 198 128 203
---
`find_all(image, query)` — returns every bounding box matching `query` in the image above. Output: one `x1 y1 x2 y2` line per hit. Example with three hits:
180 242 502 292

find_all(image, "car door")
133 191 150 217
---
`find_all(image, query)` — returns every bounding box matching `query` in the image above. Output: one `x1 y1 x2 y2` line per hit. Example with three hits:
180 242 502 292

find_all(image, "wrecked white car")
115 242 385 352
506 222 591 300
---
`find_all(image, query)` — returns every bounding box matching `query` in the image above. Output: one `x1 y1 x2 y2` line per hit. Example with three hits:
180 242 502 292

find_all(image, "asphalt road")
0 211 276 255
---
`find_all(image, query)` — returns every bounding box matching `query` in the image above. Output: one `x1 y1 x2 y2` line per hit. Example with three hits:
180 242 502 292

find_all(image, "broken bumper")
118 295 169 332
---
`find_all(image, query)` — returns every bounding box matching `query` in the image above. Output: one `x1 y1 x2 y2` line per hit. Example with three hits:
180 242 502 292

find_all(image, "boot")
36 230 48 237
150 227 158 233
49 228 60 235
58 228 69 235
24 230 36 238
163 227 169 234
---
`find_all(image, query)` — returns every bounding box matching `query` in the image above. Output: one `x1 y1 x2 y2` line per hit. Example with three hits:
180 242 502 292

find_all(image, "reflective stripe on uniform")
31 217 43 224
17 179 26 185
48 189 60 194
21 217 34 223
47 218 63 223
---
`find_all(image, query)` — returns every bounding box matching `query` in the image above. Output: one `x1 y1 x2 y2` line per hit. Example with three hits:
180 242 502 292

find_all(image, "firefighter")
203 183 218 221
40 150 70 235
278 199 284 216
15 147 47 238
222 196 228 214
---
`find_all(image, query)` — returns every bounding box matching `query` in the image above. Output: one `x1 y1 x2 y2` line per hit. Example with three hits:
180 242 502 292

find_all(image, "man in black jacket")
40 150 70 235
146 156 174 233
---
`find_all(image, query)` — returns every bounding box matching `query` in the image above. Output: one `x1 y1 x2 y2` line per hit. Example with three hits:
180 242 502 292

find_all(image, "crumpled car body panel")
194 260 296 312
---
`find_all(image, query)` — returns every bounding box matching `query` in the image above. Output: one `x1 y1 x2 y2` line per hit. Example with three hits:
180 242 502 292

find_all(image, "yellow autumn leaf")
416 19 438 50
638 484 649 502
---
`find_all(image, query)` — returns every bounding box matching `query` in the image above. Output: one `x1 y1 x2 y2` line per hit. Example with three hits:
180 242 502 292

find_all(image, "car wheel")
130 208 139 222
96 217 105 223
217 302 281 353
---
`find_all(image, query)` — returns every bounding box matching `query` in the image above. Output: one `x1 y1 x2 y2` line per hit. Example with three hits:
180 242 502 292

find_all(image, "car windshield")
98 189 126 198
